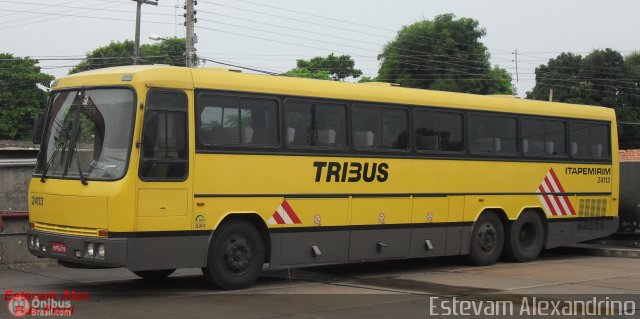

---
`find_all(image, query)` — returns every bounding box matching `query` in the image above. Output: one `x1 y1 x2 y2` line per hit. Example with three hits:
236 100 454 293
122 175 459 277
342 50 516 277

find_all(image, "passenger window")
353 106 408 150
469 114 517 155
140 90 188 180
522 119 566 157
285 101 346 148
570 122 610 159
197 94 278 147
414 110 463 152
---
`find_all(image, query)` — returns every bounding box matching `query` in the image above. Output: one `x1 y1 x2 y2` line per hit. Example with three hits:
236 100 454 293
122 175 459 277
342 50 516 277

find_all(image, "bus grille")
578 198 607 217
33 222 102 237
577 198 607 231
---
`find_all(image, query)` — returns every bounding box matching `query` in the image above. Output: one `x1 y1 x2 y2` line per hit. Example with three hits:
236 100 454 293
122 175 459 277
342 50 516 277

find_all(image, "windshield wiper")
40 121 72 183
71 142 88 186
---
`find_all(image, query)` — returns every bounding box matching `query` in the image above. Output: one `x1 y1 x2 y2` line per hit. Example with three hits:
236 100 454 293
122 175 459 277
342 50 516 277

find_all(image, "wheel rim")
223 235 253 275
478 222 497 252
518 222 536 251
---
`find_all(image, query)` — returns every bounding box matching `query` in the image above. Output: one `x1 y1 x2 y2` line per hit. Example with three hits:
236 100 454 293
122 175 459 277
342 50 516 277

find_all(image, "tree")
69 38 189 74
527 49 640 149
285 53 362 81
285 67 331 80
357 76 378 83
377 14 514 95
0 53 54 139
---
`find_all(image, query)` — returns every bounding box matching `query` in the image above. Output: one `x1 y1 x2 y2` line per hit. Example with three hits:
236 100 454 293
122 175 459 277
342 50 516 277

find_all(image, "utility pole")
512 48 519 83
184 0 197 67
132 0 158 65
549 88 554 102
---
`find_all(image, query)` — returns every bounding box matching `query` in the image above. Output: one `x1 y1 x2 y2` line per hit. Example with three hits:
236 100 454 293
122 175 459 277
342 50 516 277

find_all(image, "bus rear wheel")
468 213 504 266
133 269 175 280
504 211 544 262
202 220 264 290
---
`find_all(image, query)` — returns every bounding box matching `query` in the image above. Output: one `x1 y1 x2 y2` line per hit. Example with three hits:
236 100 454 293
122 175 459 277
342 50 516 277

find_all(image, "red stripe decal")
549 168 576 215
544 177 567 215
272 210 285 224
562 196 576 215
281 200 301 224
539 185 557 216
548 168 565 192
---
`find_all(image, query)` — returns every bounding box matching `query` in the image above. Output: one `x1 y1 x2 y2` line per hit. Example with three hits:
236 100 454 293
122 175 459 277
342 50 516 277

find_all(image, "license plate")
51 242 67 254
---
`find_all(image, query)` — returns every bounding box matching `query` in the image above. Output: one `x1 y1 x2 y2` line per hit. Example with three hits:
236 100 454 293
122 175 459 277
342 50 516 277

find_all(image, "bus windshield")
35 88 136 181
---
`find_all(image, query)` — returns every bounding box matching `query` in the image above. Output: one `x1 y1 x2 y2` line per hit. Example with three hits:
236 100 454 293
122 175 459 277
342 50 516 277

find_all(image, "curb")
565 244 640 259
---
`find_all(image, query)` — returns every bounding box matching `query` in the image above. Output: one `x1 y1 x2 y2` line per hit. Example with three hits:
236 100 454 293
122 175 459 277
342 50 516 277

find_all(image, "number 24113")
597 176 611 184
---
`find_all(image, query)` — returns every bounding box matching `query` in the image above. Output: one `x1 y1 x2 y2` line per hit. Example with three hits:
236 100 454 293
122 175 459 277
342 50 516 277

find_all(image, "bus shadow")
42 248 587 295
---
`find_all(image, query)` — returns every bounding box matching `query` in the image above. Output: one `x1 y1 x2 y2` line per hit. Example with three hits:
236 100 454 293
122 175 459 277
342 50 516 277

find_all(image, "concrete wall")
619 162 640 234
0 216 41 268
0 159 44 268
0 162 34 212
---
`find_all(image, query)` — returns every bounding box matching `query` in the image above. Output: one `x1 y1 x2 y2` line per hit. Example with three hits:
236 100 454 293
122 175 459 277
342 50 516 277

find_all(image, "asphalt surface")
1 250 639 318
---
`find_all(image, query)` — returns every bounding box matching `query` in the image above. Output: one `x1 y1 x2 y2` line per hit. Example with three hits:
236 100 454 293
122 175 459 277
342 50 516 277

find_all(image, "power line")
0 1 177 17
228 0 514 55
0 8 178 29
0 1 126 29
0 0 76 19
200 57 279 75
197 10 514 69
195 19 507 78
196 25 511 81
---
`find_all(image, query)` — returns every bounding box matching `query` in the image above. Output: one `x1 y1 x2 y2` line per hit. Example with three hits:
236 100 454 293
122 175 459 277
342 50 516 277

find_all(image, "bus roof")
56 65 615 122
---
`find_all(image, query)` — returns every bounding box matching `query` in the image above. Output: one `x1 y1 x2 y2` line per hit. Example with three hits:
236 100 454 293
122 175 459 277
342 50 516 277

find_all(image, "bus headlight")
86 243 95 257
97 244 105 258
35 237 40 249
29 236 35 248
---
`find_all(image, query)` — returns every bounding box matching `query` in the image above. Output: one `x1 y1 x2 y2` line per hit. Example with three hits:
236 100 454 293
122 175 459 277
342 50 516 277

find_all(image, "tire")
202 220 264 290
133 269 175 280
468 213 505 266
504 211 545 262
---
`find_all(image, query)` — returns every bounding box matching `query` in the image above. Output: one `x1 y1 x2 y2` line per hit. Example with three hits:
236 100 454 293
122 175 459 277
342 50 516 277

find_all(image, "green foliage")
0 53 54 139
357 76 378 83
285 67 331 80
285 53 362 81
526 49 640 149
69 38 189 74
377 14 514 95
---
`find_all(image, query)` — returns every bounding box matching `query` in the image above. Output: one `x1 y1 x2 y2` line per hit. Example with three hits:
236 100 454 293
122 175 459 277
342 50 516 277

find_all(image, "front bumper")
27 229 127 268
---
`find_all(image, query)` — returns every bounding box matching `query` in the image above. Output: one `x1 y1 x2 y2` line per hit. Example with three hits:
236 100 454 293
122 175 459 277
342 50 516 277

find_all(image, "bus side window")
352 106 408 151
570 122 610 159
468 114 517 155
414 110 463 152
522 119 566 157
140 90 188 180
285 100 347 148
197 94 278 147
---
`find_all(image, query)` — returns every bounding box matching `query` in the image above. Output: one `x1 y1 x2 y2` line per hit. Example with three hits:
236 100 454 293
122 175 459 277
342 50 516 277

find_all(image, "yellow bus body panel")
31 65 618 236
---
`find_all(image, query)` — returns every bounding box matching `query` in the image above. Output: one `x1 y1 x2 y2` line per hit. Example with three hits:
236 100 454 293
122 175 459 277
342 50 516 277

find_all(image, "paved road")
1 250 639 318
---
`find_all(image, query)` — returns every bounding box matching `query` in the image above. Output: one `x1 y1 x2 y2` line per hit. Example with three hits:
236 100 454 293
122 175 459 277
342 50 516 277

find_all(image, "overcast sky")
1 0 638 96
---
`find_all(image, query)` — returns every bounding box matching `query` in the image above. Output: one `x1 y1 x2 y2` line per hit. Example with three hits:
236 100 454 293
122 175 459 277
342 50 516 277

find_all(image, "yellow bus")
28 65 619 289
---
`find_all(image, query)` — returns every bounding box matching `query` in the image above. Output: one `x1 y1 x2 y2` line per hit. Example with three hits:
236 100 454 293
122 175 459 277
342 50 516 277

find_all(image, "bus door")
134 89 192 269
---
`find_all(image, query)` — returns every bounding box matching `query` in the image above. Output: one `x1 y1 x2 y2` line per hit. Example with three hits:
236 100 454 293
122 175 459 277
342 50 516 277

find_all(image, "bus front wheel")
468 213 504 266
504 211 544 262
202 220 264 290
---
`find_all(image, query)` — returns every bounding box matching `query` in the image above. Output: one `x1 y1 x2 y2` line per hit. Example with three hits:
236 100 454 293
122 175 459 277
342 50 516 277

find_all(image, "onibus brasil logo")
5 290 88 317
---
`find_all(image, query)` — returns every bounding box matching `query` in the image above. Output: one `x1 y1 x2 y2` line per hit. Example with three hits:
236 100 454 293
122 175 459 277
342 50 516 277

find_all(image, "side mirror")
32 112 45 145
